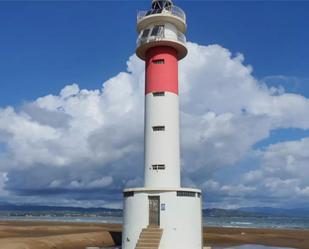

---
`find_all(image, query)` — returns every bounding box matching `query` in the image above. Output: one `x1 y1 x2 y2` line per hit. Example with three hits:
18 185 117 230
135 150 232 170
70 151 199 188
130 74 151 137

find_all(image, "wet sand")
0 220 308 249
204 227 309 249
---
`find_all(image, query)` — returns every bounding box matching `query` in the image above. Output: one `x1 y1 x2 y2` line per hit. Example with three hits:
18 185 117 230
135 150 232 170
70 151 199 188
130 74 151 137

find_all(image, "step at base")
134 227 163 249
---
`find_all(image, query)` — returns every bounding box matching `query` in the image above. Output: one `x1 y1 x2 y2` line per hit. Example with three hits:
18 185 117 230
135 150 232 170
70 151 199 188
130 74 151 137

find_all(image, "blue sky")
1 1 309 106
0 0 309 209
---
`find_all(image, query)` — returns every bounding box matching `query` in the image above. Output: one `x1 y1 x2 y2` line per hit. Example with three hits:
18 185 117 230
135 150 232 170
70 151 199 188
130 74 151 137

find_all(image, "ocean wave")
230 222 253 225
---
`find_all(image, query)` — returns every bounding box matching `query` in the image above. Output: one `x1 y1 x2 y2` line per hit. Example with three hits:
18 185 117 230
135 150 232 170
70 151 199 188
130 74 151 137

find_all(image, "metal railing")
137 31 186 48
137 5 186 23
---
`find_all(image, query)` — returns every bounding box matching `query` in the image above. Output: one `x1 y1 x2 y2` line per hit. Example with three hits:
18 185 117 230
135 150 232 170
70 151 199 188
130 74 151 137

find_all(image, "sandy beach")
0 221 120 249
0 220 308 249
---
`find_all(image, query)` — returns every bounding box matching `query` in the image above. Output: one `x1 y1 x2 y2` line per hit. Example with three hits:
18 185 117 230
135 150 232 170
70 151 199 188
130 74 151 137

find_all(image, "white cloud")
0 172 8 196
239 138 309 204
67 177 113 189
296 186 309 197
244 170 263 183
60 84 80 98
88 176 113 188
202 180 256 197
0 42 309 207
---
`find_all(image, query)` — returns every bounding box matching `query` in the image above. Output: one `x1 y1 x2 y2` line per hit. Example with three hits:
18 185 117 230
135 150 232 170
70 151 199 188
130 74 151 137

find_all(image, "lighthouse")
122 1 203 249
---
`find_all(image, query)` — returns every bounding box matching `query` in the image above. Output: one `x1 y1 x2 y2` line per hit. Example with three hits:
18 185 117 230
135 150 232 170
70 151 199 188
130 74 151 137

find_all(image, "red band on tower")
145 46 178 95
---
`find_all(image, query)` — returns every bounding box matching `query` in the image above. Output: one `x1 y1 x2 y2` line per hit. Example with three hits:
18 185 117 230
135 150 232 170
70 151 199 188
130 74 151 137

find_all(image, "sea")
204 215 309 229
1 214 309 230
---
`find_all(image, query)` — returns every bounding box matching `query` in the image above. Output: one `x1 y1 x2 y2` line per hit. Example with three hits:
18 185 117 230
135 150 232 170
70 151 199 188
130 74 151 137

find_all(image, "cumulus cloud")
240 138 309 205
0 172 8 196
0 42 309 208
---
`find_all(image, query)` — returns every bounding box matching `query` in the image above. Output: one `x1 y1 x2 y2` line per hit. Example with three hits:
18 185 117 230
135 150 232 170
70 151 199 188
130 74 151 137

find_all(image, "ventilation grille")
177 191 196 197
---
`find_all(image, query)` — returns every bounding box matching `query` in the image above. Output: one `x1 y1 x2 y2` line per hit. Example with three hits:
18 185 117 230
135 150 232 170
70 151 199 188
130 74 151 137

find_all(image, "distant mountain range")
238 207 309 217
0 203 122 217
205 207 309 217
0 203 308 217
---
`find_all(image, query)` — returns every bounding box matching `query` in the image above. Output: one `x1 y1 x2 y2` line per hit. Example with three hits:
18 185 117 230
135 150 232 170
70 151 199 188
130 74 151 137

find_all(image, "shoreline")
2 216 308 230
0 220 308 249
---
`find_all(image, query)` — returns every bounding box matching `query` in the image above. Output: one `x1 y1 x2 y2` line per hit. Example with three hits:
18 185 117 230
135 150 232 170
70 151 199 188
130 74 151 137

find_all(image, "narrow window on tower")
153 92 165 97
152 164 165 170
152 126 165 132
141 29 150 38
157 164 165 170
152 59 165 64
151 25 164 36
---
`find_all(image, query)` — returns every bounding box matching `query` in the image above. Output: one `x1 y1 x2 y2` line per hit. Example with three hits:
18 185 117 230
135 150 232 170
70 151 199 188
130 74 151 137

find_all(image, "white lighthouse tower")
122 1 203 249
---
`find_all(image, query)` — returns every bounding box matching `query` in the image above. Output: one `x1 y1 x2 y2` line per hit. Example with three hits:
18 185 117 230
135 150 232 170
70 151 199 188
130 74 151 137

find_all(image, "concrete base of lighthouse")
122 187 203 249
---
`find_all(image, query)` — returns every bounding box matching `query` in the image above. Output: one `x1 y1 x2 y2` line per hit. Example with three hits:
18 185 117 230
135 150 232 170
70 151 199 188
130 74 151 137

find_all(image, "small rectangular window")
153 92 165 97
152 126 165 131
197 193 201 198
151 25 164 36
157 164 165 170
153 59 165 64
142 29 150 38
152 164 165 170
177 191 196 197
124 191 134 197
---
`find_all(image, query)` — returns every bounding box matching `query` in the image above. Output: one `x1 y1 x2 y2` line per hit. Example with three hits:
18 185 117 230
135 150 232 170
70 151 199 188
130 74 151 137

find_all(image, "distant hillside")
237 207 309 217
205 207 309 217
0 203 122 217
0 203 308 218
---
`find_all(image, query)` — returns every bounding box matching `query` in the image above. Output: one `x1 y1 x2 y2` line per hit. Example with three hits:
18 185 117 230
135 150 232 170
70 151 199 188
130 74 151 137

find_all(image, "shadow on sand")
110 231 122 246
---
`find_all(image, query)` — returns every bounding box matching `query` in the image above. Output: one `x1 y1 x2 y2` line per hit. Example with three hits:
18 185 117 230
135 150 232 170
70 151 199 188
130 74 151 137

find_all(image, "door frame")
148 195 160 227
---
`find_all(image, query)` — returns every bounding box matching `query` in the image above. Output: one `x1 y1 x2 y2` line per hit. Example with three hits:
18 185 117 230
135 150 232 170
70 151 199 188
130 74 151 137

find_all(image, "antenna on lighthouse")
151 0 173 9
